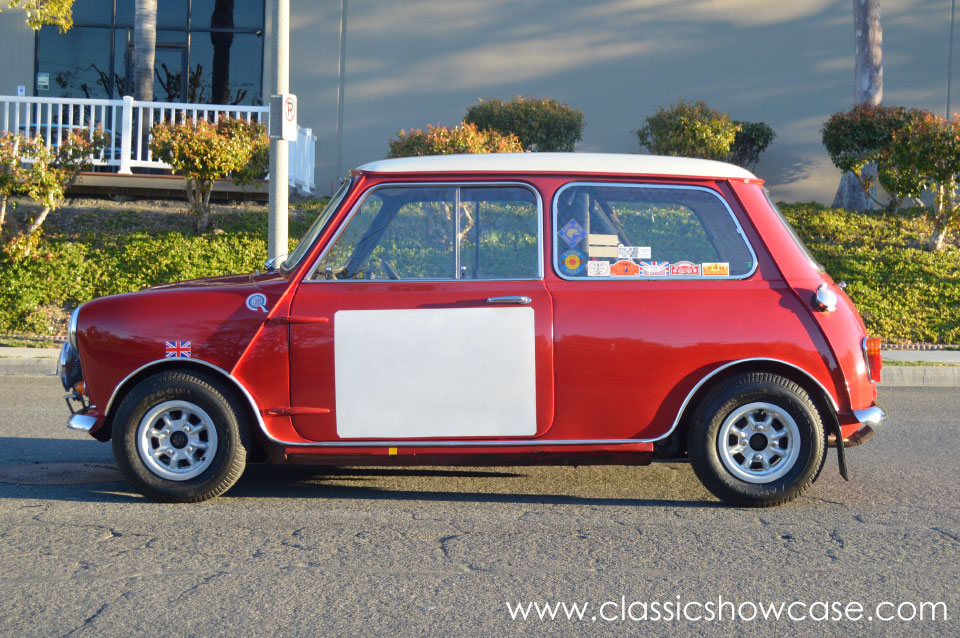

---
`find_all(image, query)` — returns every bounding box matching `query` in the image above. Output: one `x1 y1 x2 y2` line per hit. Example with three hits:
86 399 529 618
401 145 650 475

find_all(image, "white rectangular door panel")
334 307 537 438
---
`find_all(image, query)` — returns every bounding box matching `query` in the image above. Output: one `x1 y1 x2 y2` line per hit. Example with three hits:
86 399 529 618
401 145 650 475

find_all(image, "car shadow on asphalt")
0 456 721 508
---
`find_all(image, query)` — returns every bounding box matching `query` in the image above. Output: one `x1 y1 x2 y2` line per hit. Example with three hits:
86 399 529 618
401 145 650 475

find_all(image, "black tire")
112 370 250 502
687 372 826 507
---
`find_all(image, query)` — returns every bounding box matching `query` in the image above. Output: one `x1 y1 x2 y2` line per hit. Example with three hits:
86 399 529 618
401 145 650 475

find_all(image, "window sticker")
559 249 587 275
587 260 611 277
618 245 652 260
702 262 731 277
609 260 640 276
640 261 670 277
587 233 619 258
670 261 701 276
559 218 587 248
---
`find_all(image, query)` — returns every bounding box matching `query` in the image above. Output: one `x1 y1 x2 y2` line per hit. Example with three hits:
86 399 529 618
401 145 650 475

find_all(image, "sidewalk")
3 347 957 386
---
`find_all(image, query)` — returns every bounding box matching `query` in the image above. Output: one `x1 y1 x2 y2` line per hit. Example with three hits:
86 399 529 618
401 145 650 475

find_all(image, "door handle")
486 296 532 305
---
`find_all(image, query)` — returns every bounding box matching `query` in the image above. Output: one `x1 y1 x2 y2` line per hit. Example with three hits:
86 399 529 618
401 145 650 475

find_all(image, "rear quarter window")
553 183 756 279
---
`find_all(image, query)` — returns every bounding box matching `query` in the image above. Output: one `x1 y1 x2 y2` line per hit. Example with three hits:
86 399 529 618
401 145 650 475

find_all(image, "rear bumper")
853 401 886 427
830 401 885 448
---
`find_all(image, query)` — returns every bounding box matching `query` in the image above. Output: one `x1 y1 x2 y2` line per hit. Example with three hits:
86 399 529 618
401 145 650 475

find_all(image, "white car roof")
355 153 757 180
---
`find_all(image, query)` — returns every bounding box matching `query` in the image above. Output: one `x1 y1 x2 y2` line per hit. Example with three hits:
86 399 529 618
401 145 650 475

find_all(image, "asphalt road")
0 376 957 637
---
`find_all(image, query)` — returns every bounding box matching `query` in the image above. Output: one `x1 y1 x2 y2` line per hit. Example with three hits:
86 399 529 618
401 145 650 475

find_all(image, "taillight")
862 337 882 383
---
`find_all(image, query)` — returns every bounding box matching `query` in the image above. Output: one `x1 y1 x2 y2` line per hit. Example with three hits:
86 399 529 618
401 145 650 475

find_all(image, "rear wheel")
112 371 250 502
688 372 826 507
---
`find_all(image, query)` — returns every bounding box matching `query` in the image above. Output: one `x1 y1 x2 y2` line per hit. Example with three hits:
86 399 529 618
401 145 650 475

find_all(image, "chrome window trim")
303 181 545 283
550 182 759 282
279 177 353 274
104 357 836 448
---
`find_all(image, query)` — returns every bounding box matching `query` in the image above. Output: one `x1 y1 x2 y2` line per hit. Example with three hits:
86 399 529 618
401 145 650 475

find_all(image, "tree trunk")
134 0 157 101
0 195 7 238
834 0 883 211
210 0 235 105
25 206 51 236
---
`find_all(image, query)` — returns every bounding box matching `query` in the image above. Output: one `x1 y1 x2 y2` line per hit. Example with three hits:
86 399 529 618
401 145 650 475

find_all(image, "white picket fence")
0 95 316 193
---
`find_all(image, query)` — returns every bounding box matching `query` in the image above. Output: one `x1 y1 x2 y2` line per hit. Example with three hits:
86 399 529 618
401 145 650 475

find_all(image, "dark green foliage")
729 121 776 170
464 96 585 152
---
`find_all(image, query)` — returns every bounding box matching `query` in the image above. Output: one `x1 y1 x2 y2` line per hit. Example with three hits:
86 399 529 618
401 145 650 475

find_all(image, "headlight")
68 306 81 350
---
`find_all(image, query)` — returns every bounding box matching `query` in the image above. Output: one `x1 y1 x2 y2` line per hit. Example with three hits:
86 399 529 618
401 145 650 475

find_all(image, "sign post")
268 0 290 262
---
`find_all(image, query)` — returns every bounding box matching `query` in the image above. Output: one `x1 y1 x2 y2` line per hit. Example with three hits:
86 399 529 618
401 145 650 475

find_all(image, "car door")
287 182 554 442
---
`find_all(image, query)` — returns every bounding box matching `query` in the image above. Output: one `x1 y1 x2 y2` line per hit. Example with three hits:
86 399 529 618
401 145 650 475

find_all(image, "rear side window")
553 183 755 279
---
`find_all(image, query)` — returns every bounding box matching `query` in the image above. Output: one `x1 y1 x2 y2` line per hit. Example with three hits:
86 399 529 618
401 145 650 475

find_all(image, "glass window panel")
116 0 188 28
191 0 265 31
459 187 539 280
37 26 113 99
70 0 112 24
554 185 754 279
313 187 457 281
188 32 263 104
158 0 189 28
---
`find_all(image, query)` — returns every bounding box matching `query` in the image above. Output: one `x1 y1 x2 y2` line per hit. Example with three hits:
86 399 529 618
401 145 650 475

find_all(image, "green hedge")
1 200 958 344
780 203 960 344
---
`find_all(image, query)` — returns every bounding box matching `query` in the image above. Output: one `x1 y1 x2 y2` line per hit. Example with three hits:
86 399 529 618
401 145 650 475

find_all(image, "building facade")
0 0 954 201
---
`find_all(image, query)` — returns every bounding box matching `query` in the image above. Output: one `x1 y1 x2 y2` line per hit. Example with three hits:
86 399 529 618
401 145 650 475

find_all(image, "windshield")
763 190 824 273
280 178 352 273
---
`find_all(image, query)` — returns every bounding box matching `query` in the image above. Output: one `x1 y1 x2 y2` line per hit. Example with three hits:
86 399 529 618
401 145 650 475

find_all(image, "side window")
554 184 754 279
459 187 539 279
312 184 540 281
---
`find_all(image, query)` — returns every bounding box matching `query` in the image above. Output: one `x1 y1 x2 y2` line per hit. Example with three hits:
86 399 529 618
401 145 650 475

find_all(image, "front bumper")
68 414 97 432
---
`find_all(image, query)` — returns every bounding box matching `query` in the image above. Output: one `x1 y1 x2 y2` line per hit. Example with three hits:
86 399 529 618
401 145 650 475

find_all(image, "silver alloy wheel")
717 402 801 484
136 400 218 481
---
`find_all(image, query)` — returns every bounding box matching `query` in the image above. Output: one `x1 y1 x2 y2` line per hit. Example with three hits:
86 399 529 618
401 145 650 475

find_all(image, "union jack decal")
165 340 192 358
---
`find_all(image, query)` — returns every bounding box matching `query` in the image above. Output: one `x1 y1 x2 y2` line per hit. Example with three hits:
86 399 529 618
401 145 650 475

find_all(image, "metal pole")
948 0 957 119
268 0 290 261
335 0 348 184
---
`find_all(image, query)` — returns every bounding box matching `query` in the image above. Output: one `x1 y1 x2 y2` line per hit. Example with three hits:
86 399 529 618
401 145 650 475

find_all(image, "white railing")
0 95 316 193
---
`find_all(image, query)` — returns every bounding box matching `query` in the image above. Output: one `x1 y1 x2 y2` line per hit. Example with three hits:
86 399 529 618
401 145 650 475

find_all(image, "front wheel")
112 371 250 502
688 372 826 507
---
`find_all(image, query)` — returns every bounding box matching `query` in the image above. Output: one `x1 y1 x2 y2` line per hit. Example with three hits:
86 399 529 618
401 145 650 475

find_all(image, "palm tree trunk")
133 0 158 101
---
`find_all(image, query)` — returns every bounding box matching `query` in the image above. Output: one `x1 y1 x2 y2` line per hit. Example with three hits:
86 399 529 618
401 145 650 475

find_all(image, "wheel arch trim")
104 358 269 436
661 357 840 442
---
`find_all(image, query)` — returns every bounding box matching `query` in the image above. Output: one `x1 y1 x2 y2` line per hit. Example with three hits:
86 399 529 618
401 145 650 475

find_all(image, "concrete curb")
0 358 58 376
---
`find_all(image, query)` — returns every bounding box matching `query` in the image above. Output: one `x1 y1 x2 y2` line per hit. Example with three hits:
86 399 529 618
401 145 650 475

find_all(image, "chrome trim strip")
68 306 81 350
853 402 886 426
284 439 654 448
67 414 97 432
550 182 760 282
104 357 838 449
303 181 545 282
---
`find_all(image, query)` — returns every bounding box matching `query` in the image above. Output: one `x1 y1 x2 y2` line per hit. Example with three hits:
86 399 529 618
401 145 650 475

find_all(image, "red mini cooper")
59 153 886 506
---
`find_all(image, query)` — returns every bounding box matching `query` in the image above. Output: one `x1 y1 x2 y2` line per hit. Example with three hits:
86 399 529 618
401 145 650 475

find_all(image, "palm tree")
133 0 157 101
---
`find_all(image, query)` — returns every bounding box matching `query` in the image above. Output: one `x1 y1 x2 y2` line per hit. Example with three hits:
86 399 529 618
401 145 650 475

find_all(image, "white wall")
287 0 955 203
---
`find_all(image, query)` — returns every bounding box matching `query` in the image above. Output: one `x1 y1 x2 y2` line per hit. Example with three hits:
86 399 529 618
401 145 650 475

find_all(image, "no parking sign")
270 93 298 141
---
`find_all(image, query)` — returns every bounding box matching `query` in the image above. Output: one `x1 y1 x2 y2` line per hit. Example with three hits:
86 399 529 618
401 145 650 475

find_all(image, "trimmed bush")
464 96 585 151
636 100 739 161
821 103 926 210
729 121 775 170
149 117 268 231
386 122 523 158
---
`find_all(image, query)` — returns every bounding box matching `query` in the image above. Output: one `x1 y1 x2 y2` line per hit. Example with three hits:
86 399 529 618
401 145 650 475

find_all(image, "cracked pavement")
0 377 957 637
